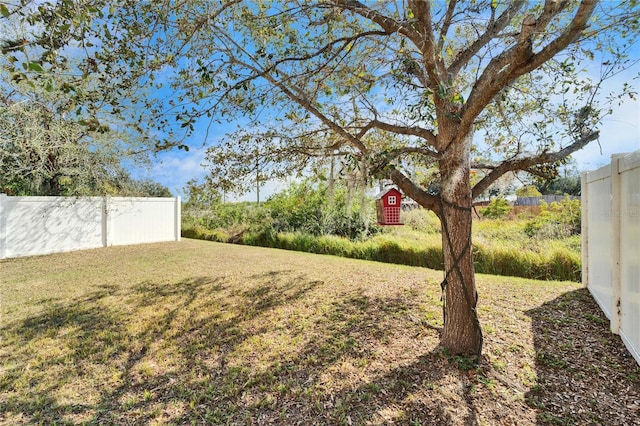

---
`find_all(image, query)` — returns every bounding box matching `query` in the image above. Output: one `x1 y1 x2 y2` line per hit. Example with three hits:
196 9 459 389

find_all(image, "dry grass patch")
1 239 638 425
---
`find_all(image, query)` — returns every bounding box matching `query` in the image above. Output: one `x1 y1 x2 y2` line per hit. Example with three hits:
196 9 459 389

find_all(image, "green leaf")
0 4 10 18
28 62 44 72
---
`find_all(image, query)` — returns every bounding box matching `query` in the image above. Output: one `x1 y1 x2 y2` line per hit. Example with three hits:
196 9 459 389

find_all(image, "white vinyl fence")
582 150 640 366
0 194 181 259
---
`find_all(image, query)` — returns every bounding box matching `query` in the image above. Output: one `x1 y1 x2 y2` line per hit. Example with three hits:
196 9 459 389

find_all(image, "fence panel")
583 167 614 319
619 153 640 364
0 195 180 259
516 195 579 206
110 197 180 246
0 195 104 259
582 150 640 366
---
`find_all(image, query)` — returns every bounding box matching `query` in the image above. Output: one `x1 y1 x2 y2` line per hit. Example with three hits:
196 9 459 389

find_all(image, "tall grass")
236 227 580 282
182 199 582 282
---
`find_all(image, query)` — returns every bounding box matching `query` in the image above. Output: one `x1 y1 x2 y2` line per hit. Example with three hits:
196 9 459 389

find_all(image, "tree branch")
390 168 441 217
448 1 526 77
259 69 369 154
409 0 447 92
460 0 597 142
437 0 458 52
471 130 599 199
333 0 445 92
332 0 423 48
510 0 597 77
358 119 438 146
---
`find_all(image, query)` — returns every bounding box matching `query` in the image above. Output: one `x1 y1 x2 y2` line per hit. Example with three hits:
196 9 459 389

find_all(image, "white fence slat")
0 193 7 259
0 195 180 259
581 171 589 289
583 150 640 366
619 151 640 364
585 170 614 319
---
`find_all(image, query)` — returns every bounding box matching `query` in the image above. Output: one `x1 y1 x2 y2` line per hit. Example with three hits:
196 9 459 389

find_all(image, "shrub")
265 179 376 240
181 181 582 282
181 226 228 242
480 197 512 219
524 197 581 239
402 208 441 233
516 185 542 197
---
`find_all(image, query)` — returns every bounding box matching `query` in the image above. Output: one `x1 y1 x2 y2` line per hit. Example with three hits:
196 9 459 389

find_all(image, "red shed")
375 187 403 225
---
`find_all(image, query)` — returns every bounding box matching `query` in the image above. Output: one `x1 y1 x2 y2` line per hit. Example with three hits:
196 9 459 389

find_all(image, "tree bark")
438 133 483 357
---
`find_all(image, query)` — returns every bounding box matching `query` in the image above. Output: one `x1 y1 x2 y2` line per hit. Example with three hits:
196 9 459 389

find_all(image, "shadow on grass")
1 270 491 425
11 274 639 425
0 272 322 424
525 288 640 425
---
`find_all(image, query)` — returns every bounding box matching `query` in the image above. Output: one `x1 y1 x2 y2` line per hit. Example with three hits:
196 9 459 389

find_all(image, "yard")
1 239 639 425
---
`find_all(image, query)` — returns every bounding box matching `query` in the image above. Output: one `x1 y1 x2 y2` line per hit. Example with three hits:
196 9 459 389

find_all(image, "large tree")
0 4 169 196
7 0 638 357
0 80 171 196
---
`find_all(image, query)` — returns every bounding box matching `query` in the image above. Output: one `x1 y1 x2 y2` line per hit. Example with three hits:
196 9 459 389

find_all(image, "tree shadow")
525 288 640 425
155 288 485 425
0 271 321 425
12 273 638 424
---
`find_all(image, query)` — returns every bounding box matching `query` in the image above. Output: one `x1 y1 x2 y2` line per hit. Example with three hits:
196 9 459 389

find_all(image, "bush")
181 181 582 282
181 226 228 242
524 196 581 239
402 208 441 233
480 197 512 219
516 185 542 197
266 180 376 240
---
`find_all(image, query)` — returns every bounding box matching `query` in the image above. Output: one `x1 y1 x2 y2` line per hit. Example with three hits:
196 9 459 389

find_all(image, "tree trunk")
438 135 483 357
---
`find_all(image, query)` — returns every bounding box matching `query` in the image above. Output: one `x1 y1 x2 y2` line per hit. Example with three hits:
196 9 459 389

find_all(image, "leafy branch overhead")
5 3 637 185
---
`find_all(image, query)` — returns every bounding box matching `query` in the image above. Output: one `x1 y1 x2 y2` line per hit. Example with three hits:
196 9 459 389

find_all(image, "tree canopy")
0 5 172 196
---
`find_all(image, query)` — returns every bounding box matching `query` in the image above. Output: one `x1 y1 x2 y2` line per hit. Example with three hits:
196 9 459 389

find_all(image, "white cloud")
572 64 640 171
573 96 640 170
132 146 209 196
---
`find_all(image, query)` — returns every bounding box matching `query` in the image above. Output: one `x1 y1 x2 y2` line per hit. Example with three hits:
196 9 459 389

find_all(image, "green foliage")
538 176 581 196
185 218 581 282
181 179 375 243
183 201 271 238
480 197 512 219
182 185 582 282
6 0 632 202
524 197 581 239
181 226 228 243
0 70 156 196
516 186 542 197
236 229 581 282
401 209 441 233
265 180 375 240
473 242 580 282
241 231 445 270
183 178 221 209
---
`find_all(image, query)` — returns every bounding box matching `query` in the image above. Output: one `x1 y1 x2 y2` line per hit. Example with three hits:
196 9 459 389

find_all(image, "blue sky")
125 3 640 201
135 62 640 201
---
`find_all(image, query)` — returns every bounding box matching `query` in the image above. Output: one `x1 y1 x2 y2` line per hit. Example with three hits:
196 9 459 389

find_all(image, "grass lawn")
1 239 639 425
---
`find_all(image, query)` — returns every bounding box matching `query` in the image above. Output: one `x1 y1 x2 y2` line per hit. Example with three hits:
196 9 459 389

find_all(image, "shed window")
388 195 397 205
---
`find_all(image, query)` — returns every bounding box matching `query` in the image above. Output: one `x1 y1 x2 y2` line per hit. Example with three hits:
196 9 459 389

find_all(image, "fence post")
175 196 181 242
581 172 589 289
102 196 113 247
610 154 623 334
0 193 6 259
